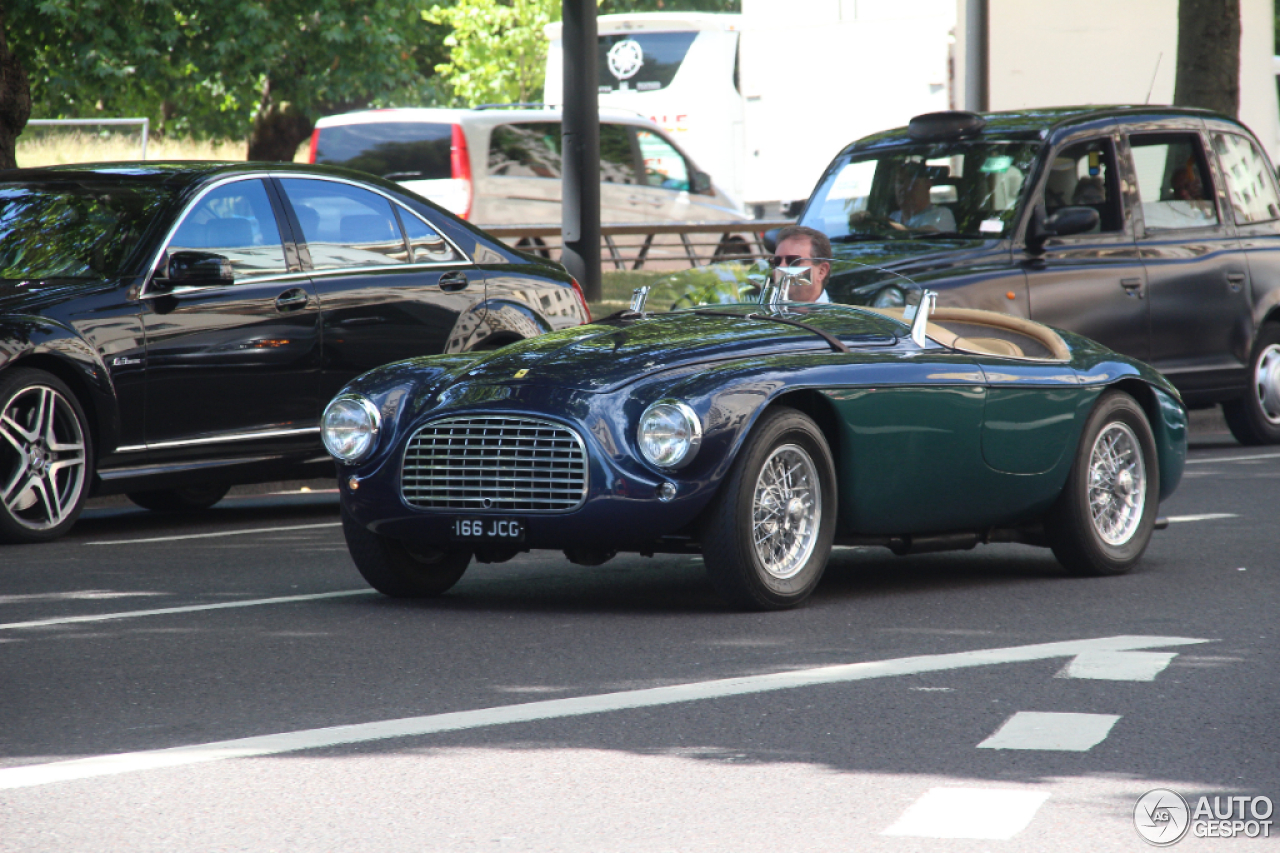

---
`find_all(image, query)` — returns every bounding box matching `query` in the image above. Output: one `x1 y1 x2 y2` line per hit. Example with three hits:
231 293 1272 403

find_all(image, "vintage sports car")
0 162 588 543
324 263 1187 610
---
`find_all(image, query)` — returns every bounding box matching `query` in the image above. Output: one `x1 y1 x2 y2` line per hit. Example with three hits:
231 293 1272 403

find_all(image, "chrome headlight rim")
637 399 703 470
322 394 382 463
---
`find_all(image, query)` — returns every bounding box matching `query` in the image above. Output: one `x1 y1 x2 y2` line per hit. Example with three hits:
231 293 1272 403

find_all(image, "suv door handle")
275 288 310 312
1120 277 1144 298
439 271 469 292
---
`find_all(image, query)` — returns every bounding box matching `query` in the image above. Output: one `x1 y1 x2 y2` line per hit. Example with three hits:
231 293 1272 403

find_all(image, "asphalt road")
1 418 1276 852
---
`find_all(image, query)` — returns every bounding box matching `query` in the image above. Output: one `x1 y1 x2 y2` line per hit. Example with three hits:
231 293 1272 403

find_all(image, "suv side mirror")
164 251 234 285
690 169 712 195
1027 206 1099 251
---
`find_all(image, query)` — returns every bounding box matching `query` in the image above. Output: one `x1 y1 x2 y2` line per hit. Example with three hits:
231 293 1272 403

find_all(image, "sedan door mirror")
164 250 234 285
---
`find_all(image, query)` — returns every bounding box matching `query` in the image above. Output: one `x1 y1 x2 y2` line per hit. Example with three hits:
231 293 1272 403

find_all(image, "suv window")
1130 133 1218 230
313 122 453 182
1045 139 1122 233
597 32 697 94
168 179 288 279
489 122 639 184
279 178 409 270
1212 132 1280 224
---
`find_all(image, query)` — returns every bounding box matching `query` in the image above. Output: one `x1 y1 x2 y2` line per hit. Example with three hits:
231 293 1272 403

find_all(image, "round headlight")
322 395 381 463
638 400 702 469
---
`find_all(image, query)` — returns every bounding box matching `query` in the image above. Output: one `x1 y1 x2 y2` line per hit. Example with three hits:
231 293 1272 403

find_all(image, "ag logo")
607 39 644 82
1135 789 1191 846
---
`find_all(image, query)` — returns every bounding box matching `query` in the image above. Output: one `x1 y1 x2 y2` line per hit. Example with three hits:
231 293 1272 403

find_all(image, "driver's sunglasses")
768 255 811 268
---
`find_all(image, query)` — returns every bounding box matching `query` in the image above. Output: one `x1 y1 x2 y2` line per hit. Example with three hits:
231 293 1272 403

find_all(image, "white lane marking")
1055 650 1177 681
0 590 372 631
1165 513 1238 523
882 788 1051 839
0 635 1209 790
976 711 1121 751
85 522 341 545
1186 451 1280 465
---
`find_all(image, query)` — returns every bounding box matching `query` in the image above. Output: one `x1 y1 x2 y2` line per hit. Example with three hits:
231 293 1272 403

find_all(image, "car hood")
450 305 904 394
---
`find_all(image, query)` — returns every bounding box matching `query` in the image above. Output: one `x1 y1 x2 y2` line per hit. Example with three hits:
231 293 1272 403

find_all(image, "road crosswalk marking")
882 787 1051 839
1055 649 1178 680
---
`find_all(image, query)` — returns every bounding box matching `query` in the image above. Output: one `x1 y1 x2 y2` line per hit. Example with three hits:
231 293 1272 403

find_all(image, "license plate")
451 518 524 541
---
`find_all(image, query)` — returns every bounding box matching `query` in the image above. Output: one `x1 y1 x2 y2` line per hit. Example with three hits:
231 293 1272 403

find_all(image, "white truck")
544 0 956 218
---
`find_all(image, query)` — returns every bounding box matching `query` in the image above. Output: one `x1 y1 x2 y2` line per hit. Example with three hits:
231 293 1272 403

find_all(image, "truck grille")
402 416 588 511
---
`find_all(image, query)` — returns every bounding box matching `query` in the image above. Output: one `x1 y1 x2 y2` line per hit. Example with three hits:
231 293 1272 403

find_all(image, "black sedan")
0 162 590 543
769 107 1280 445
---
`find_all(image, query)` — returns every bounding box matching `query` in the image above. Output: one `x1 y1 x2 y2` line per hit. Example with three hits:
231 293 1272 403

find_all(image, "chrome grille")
402 416 588 511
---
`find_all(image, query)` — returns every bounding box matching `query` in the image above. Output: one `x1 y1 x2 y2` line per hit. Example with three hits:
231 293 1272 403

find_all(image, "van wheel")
1223 324 1280 445
0 369 94 543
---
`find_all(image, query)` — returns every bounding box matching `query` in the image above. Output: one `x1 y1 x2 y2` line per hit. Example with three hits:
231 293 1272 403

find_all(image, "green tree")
423 0 561 106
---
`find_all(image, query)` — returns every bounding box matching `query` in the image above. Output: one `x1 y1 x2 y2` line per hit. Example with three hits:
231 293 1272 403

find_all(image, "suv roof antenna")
1145 53 1163 105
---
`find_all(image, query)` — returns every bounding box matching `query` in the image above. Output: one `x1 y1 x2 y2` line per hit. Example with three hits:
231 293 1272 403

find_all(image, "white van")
307 106 745 229
544 2 955 217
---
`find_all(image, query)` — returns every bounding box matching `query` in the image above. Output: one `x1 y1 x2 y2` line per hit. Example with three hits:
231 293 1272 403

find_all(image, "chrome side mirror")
907 289 938 347
629 286 650 314
760 265 811 308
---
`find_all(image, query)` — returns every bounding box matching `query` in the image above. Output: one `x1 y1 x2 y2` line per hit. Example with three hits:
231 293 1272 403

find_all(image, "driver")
889 161 957 233
771 225 832 303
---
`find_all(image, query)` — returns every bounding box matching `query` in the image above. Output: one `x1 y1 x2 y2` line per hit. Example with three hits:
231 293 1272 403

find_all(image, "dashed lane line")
0 635 1210 790
0 590 373 631
84 522 341 546
1186 451 1280 464
1165 513 1239 523
976 711 1121 751
882 788 1051 839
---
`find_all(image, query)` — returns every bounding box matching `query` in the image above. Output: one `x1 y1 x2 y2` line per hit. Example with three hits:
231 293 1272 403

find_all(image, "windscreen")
801 141 1042 242
598 32 697 93
0 181 168 279
314 122 453 181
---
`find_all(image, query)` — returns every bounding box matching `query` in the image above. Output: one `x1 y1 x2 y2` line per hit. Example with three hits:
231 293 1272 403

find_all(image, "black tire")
1046 391 1159 576
341 507 471 597
700 407 836 610
0 368 94 544
1222 324 1280 445
713 235 753 264
127 483 231 512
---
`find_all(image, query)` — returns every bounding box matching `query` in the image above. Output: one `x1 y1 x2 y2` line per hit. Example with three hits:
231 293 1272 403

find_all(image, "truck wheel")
701 407 836 610
1222 324 1280 445
341 508 471 597
127 483 230 512
1046 391 1158 576
0 368 94 543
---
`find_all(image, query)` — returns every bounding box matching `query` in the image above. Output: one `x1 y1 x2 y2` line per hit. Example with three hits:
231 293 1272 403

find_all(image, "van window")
489 123 563 178
314 123 453 182
636 130 689 191
598 32 697 94
1212 132 1280 224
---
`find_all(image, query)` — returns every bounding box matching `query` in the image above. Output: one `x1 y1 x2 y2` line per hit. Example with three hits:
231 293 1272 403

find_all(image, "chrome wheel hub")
1254 343 1280 425
1087 422 1146 547
1 385 87 530
751 444 821 580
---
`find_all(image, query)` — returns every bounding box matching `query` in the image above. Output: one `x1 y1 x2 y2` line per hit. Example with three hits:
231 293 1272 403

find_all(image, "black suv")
791 107 1280 445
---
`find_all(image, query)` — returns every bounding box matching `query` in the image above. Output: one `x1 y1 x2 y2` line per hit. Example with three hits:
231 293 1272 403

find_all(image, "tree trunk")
246 79 314 162
1173 0 1240 116
0 12 32 169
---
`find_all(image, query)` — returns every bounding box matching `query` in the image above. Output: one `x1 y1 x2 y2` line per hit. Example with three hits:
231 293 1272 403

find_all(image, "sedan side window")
1212 132 1280 224
636 129 690 192
1043 139 1122 232
400 210 464 264
278 178 409 270
167 179 288 280
1129 133 1219 230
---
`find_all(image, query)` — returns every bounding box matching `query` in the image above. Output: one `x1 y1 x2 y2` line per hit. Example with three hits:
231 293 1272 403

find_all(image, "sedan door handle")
275 288 310 312
1120 277 1144 298
439 272 469 292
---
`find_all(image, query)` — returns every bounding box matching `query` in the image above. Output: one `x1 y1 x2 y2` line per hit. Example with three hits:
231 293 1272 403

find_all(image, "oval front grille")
402 416 588 512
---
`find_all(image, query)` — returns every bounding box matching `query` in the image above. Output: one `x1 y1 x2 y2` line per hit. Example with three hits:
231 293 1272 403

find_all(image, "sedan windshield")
800 141 1042 241
0 181 169 279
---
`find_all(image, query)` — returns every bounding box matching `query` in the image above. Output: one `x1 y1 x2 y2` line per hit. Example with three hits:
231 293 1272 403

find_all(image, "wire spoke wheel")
0 380 89 534
751 444 822 580
1086 422 1146 546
